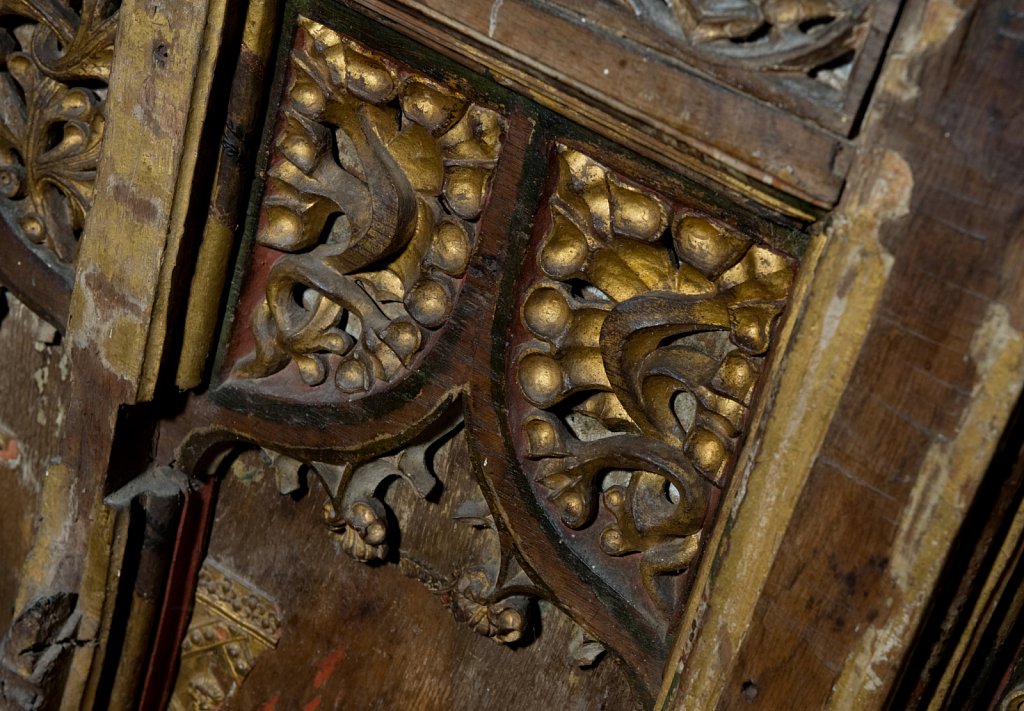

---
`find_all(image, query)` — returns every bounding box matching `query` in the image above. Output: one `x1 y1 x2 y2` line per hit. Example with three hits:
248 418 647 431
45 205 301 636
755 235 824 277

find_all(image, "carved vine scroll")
0 0 118 268
234 18 505 395
618 0 868 74
510 146 794 611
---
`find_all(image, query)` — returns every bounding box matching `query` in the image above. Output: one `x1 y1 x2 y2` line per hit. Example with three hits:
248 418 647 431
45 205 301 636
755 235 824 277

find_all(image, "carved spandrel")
509 145 794 614
227 17 505 398
169 560 283 711
533 0 891 135
0 0 117 270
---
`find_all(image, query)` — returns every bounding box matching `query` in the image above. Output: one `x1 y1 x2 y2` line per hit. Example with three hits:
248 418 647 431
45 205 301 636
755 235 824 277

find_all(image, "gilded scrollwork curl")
0 0 118 266
512 146 794 609
235 18 505 395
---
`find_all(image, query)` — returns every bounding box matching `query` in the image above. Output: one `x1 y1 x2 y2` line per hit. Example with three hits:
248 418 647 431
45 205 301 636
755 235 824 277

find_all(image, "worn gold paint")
178 0 281 390
68 0 226 397
831 303 1024 706
356 0 820 221
0 1 116 266
660 150 908 709
177 219 236 388
235 20 505 394
13 463 74 612
930 495 1024 705
879 0 966 103
514 145 796 614
169 561 283 710
60 505 128 711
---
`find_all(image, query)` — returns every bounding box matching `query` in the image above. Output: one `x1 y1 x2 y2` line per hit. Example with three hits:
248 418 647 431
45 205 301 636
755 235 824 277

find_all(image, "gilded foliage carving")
169 561 283 711
0 0 118 266
210 19 805 683
250 411 542 647
613 0 866 78
236 18 505 394
512 146 794 609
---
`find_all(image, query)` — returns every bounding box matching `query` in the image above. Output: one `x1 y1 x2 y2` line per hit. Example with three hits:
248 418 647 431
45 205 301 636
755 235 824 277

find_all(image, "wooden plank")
0 295 70 630
0 222 70 329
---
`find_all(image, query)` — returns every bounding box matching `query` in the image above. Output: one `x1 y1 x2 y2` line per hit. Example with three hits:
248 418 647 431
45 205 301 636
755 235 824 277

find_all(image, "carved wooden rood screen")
2 0 1024 709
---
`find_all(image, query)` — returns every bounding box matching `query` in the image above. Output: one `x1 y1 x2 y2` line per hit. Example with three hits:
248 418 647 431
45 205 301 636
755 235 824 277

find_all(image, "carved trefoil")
255 409 544 648
231 17 505 396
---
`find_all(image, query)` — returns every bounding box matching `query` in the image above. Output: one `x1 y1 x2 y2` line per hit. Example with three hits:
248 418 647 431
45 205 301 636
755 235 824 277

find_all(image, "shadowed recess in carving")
0 0 119 270
230 18 506 397
510 145 795 615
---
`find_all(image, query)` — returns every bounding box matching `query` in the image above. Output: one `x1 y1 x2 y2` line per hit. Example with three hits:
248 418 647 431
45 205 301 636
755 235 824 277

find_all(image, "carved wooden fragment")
172 445 637 709
0 0 117 272
509 146 794 617
185 14 804 704
0 0 1020 708
231 18 505 396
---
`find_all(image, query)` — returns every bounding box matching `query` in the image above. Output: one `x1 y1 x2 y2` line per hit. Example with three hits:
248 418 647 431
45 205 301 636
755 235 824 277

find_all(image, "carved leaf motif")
0 0 117 266
607 0 866 78
514 146 794 610
235 19 505 395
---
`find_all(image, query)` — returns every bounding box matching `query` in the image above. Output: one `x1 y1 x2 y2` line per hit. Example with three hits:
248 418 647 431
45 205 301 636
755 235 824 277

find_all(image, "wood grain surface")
195 441 639 710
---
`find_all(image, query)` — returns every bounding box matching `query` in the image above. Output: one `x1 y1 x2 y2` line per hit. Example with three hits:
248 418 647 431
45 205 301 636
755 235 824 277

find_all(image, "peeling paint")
831 303 1024 706
58 350 70 382
69 264 148 383
0 432 19 467
14 463 77 612
32 366 48 395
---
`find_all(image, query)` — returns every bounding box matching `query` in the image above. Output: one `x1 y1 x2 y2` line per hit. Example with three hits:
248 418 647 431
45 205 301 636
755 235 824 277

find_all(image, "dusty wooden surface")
0 294 69 632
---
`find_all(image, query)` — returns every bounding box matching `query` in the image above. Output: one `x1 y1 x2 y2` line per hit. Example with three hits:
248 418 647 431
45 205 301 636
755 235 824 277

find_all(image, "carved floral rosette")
227 18 505 398
507 145 795 615
0 0 118 268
